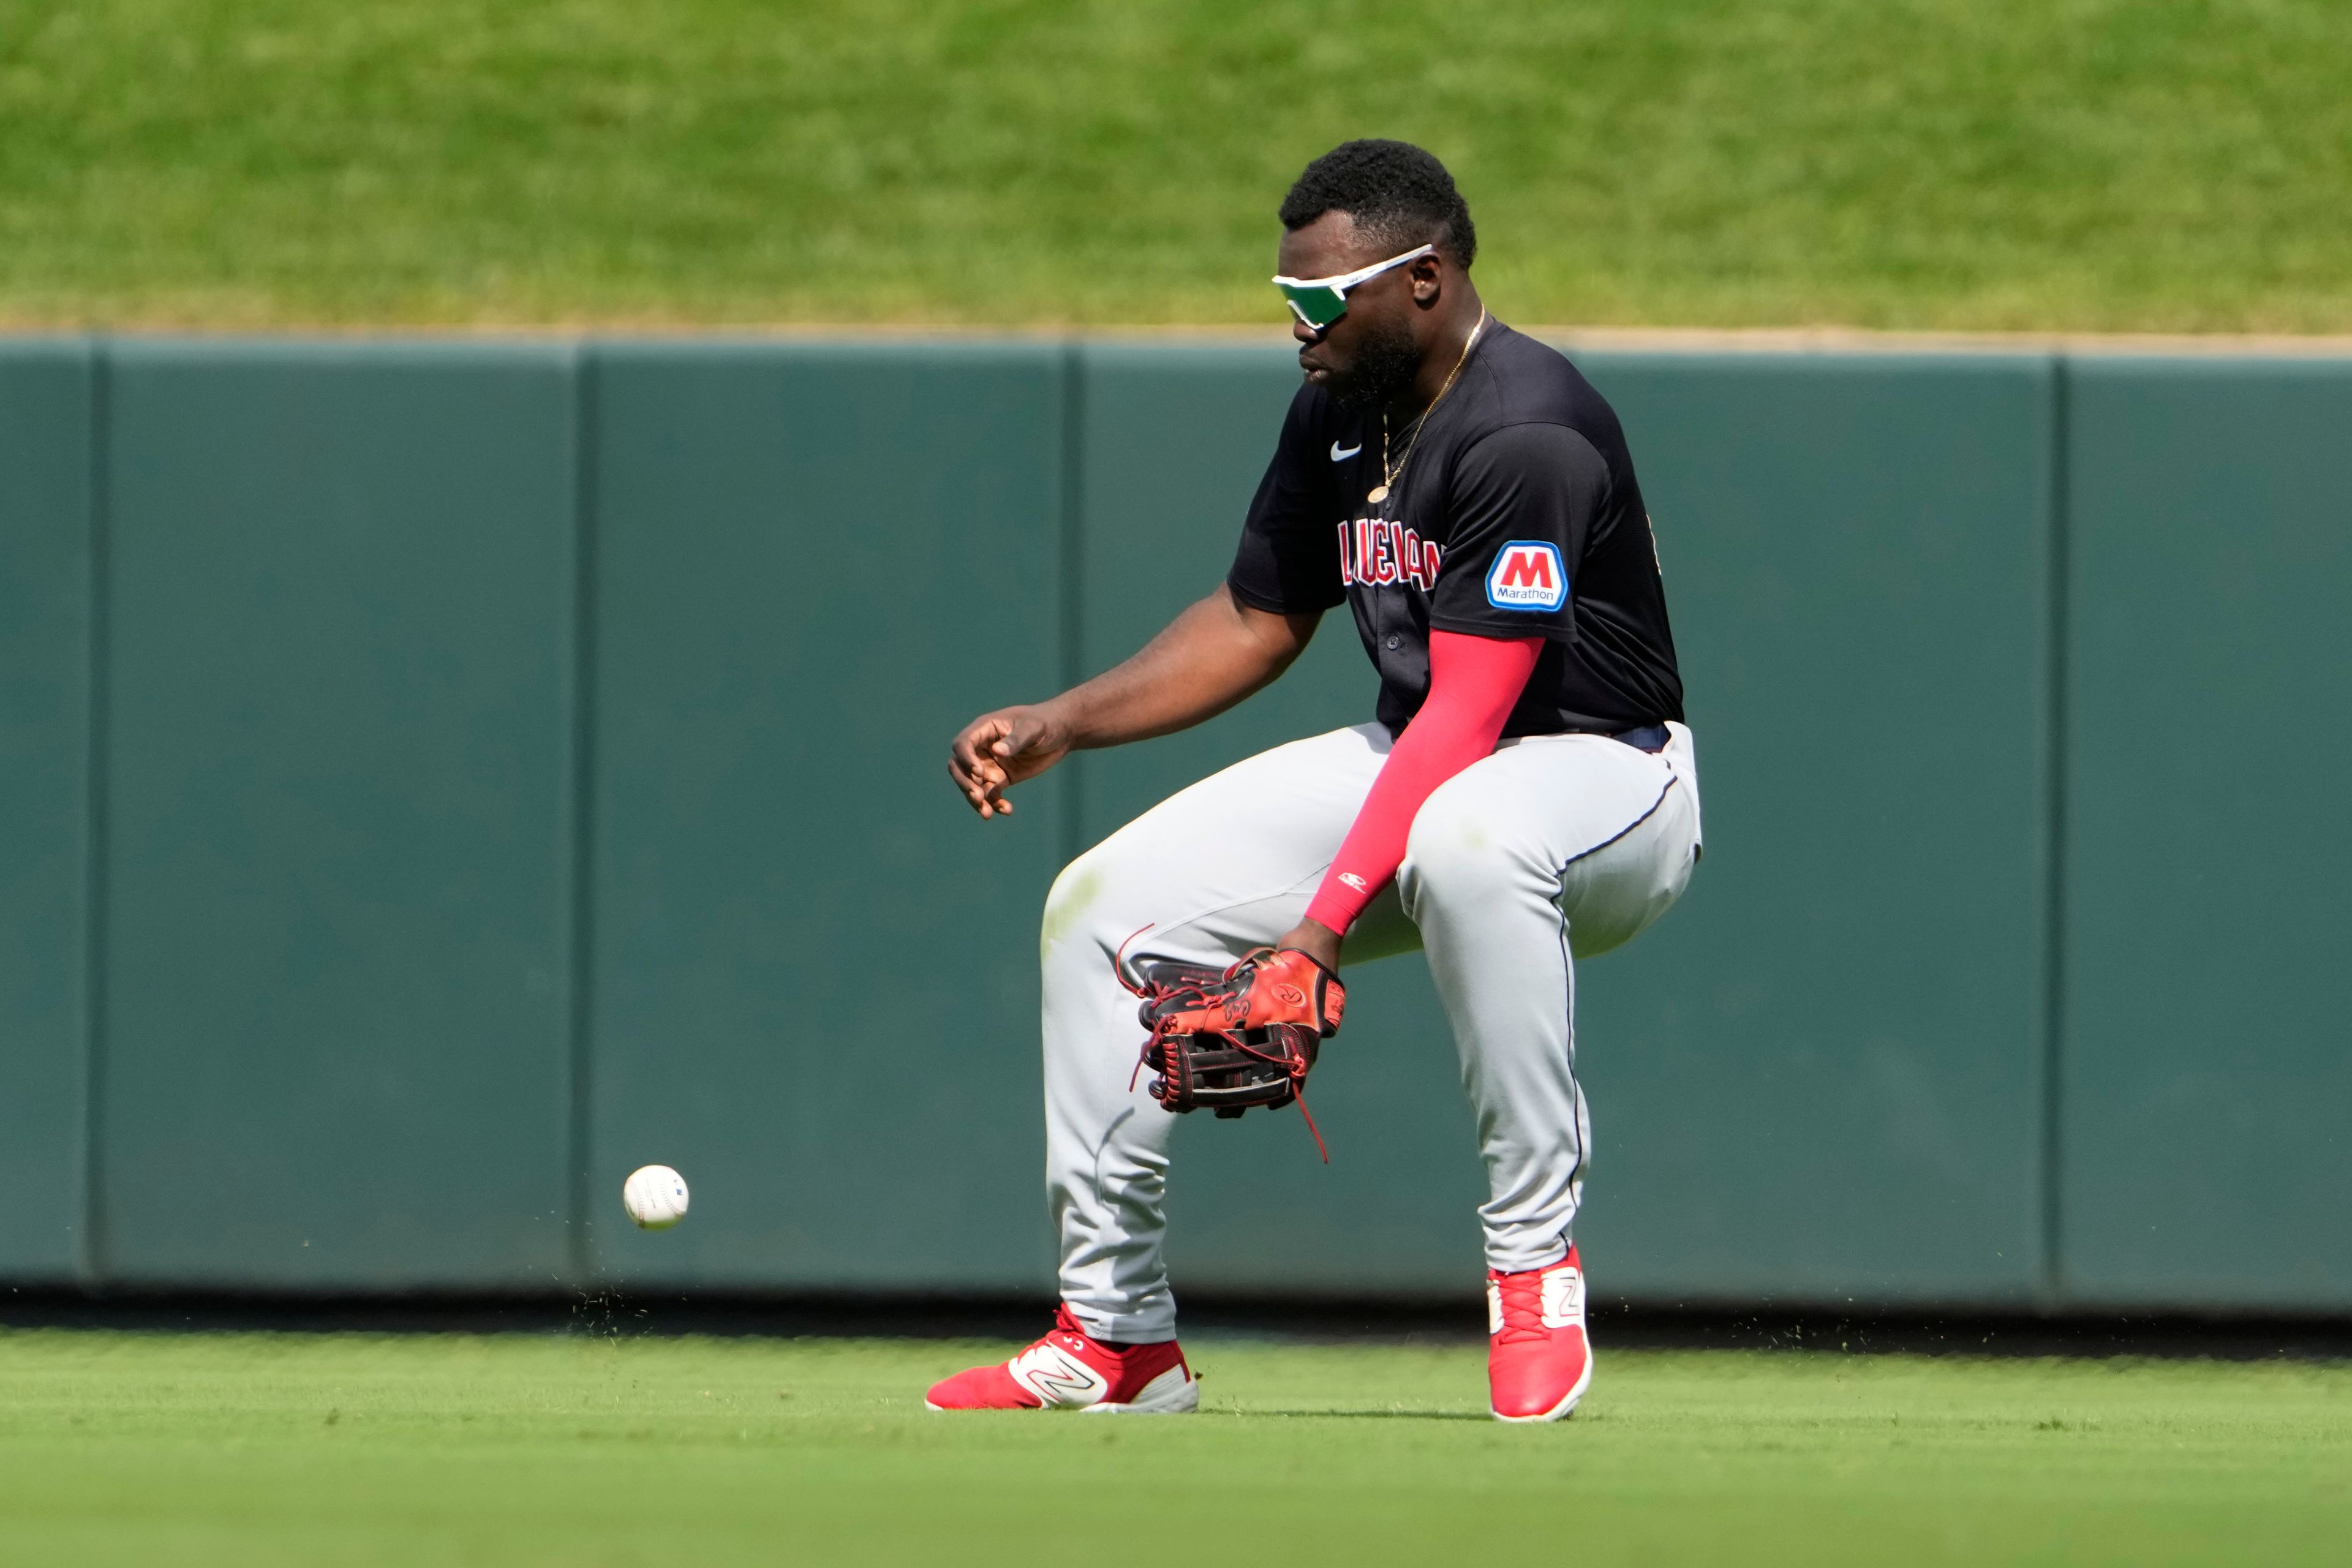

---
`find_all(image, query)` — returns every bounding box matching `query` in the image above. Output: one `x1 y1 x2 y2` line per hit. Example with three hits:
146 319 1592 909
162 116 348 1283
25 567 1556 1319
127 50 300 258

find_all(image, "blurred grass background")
1 0 2348 330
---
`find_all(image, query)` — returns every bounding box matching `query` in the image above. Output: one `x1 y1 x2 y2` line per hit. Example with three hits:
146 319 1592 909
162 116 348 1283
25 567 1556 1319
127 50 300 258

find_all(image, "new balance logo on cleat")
925 1305 1199 1414
1008 1342 1111 1407
1541 1264 1585 1327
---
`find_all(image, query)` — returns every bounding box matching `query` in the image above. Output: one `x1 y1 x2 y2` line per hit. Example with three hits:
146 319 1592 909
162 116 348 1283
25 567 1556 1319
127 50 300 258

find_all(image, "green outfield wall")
2 337 2345 1313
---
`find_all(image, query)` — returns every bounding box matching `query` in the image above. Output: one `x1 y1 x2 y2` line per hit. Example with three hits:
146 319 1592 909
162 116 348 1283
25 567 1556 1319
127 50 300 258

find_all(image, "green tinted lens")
1278 282 1349 328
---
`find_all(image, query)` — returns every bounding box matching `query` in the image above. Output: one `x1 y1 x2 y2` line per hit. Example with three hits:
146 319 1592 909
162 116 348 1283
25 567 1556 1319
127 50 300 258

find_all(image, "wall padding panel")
97 343 579 1287
2059 358 2352 1309
0 343 95 1281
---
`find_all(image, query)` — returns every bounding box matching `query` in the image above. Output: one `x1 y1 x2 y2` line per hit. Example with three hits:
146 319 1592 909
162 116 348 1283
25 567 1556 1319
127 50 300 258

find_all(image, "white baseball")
622 1164 690 1230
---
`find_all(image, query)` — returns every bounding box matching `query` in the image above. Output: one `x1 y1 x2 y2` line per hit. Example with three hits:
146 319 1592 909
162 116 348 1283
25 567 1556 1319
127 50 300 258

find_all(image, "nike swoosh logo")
1330 441 1362 461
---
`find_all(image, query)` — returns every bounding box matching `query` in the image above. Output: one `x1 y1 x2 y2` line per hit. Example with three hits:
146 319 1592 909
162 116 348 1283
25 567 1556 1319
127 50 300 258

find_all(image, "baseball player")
931 140 1698 1421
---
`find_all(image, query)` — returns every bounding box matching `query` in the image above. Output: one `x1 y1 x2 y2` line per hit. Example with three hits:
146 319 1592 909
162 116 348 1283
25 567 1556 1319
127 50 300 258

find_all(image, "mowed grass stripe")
2 1 2351 330
0 1330 2345 1566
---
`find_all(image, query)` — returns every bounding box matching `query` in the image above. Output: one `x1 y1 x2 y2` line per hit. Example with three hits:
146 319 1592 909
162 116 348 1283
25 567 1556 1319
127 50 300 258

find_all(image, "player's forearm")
1046 586 1314 750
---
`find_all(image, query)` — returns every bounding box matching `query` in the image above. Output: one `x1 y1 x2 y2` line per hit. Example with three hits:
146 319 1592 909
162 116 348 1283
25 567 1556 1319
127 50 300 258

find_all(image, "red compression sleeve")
1302 630 1544 936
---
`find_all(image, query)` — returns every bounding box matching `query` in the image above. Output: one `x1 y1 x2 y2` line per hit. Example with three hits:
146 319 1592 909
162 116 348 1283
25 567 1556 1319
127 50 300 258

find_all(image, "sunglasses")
1272 243 1436 329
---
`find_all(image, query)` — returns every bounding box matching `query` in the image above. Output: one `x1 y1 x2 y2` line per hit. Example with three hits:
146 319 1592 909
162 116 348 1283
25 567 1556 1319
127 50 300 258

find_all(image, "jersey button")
1385 634 1402 650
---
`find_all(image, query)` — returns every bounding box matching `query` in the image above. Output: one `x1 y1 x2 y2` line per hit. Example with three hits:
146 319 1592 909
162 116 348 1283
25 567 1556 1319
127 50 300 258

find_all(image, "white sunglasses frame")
1271 243 1438 328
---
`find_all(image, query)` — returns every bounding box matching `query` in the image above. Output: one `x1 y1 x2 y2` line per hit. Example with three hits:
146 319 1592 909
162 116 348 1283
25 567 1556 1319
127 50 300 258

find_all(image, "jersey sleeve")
1427 421 1610 642
1227 387 1346 615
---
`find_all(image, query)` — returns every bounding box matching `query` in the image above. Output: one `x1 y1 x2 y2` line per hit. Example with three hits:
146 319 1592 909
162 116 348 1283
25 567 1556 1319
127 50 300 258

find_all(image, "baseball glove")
1123 945 1346 1157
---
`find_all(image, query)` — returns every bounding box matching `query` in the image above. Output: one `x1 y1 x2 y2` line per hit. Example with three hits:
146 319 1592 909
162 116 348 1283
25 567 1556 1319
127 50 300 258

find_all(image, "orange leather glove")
1126 948 1346 1133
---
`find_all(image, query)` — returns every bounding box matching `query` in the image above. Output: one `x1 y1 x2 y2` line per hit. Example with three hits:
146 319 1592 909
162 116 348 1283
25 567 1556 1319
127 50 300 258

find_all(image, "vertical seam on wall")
565 344 600 1287
79 339 111 1289
1057 342 1086 866
2036 354 2072 1311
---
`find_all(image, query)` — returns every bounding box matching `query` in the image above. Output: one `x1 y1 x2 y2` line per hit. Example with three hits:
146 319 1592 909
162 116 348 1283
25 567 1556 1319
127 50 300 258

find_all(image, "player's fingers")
952 716 1011 771
951 764 994 812
950 720 1016 807
952 713 1044 821
948 755 1001 814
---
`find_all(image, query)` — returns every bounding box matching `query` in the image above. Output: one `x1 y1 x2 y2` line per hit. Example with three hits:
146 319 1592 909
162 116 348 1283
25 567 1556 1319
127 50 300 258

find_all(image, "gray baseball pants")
1042 721 1702 1343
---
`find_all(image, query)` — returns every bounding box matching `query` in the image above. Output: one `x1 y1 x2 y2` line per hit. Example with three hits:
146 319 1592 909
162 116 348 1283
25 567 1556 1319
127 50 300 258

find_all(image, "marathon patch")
1485 541 1568 611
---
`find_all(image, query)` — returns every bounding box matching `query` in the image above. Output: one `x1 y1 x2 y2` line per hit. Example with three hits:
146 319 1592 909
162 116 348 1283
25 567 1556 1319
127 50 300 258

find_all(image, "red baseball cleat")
924 1305 1200 1414
1487 1246 1593 1422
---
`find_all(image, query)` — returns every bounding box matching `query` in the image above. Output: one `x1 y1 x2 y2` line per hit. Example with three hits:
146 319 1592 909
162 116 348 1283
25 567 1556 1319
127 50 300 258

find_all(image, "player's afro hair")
1280 140 1476 270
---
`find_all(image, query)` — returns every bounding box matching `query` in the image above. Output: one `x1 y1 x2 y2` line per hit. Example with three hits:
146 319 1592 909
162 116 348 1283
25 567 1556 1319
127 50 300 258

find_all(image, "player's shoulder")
1464 325 1618 427
1456 323 1632 466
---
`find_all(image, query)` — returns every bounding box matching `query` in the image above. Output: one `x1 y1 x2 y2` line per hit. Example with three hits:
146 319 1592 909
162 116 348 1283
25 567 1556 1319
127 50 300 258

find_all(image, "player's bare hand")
948 704 1072 820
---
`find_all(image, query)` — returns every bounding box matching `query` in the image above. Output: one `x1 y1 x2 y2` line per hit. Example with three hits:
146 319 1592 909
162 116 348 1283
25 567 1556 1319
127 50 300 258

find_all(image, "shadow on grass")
1218 1408 1493 1422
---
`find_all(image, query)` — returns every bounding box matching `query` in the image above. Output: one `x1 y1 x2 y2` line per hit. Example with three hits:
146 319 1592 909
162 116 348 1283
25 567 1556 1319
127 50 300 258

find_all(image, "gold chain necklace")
1368 310 1487 506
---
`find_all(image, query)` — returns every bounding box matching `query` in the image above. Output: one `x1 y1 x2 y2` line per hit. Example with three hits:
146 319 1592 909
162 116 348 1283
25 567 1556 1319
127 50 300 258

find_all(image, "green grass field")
1 1329 2346 1566
4 1 2351 331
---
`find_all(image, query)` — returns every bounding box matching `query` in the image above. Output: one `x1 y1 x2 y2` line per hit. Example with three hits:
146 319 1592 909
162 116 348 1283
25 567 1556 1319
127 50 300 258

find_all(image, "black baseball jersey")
1227 322 1683 738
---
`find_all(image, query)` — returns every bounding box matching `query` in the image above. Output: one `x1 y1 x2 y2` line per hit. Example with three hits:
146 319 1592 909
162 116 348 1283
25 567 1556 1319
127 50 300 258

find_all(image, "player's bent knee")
1041 850 1117 962
1403 794 1542 910
1040 844 1164 971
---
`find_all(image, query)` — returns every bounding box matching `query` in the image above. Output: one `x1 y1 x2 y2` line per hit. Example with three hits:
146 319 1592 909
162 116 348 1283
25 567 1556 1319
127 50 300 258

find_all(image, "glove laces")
1113 925 1329 1162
